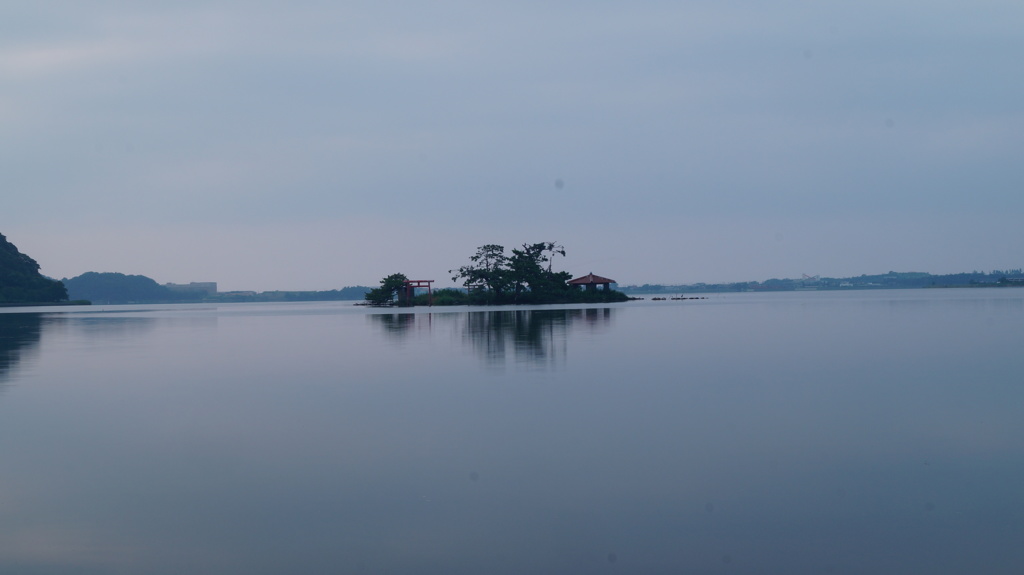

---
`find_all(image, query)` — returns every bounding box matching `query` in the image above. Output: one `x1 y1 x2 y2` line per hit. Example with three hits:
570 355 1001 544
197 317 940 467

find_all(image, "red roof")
568 273 616 285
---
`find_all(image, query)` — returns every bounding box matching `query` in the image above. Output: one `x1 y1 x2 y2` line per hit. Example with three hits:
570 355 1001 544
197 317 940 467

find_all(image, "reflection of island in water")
371 308 614 368
0 313 46 387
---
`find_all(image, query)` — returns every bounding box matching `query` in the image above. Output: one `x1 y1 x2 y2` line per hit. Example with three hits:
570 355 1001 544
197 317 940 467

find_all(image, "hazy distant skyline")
4 2 1022 291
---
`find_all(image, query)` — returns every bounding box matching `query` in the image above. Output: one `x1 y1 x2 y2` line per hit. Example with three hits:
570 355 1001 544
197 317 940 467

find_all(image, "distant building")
165 282 218 295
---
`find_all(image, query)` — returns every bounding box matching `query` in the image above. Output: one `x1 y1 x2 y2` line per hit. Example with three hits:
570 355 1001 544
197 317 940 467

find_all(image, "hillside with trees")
0 233 68 304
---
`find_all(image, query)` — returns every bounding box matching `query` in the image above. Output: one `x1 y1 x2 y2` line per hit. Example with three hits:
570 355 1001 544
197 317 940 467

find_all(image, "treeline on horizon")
621 269 1024 294
6 228 1022 306
17 268 1024 306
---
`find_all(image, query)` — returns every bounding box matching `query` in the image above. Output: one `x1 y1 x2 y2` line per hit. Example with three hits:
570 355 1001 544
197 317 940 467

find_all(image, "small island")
365 242 629 306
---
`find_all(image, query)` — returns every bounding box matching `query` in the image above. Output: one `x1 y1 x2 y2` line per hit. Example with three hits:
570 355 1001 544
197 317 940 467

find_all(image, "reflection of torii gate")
401 280 433 306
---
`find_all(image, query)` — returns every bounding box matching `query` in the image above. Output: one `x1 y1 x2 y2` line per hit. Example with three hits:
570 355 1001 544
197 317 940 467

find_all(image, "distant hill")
63 271 373 304
0 233 68 304
62 272 204 304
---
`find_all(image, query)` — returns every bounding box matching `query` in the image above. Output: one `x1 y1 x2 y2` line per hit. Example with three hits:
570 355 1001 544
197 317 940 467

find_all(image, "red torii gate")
401 279 434 306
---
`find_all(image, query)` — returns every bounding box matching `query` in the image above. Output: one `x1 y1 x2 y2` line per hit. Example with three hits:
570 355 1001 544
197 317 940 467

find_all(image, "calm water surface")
1 290 1022 574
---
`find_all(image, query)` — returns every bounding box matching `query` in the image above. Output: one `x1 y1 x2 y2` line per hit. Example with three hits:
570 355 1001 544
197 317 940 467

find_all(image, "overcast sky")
3 1 1022 291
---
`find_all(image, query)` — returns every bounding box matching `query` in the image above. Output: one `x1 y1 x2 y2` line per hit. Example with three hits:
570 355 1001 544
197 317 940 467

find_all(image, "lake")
1 289 1022 574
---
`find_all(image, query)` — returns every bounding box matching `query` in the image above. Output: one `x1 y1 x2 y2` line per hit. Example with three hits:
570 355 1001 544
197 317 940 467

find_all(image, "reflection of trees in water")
369 313 419 340
573 307 614 332
466 308 613 368
465 310 565 368
0 313 46 388
370 308 614 368
1 313 190 390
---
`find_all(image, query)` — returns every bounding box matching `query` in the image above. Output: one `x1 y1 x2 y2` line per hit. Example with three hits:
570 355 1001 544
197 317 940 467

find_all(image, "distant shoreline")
619 272 1024 295
0 300 92 308
621 284 1024 296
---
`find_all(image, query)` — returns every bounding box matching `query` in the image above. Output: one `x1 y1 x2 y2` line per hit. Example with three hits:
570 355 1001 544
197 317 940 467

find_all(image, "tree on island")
364 273 409 306
0 233 68 303
503 242 572 302
449 244 510 300
450 243 572 303
450 242 623 305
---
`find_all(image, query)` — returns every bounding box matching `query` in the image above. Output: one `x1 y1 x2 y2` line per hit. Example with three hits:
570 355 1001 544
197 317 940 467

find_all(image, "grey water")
1 289 1022 574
